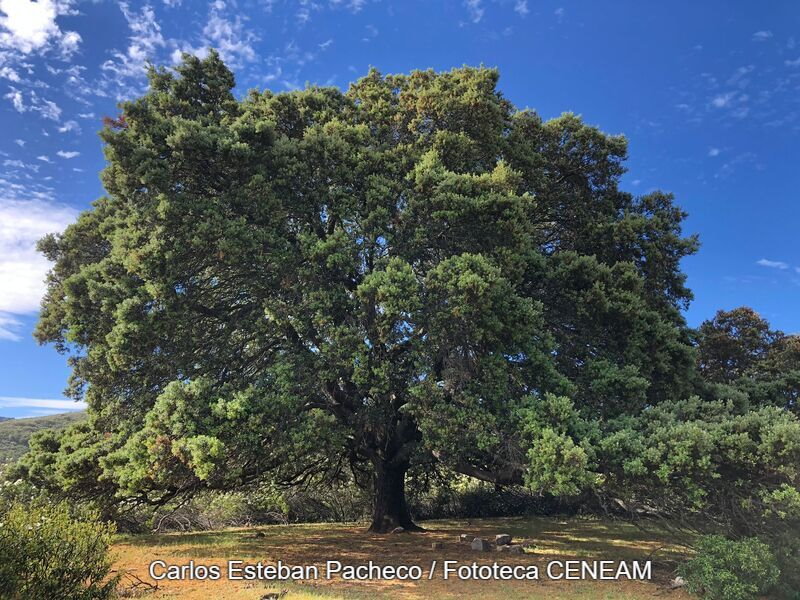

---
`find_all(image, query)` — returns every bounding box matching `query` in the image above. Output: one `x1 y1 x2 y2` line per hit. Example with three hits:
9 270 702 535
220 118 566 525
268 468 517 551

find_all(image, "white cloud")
752 30 773 42
4 87 24 111
174 1 258 68
554 7 565 21
0 0 81 55
514 0 528 16
3 87 62 120
0 313 22 340
36 155 51 162
202 3 257 65
0 0 60 53
711 93 733 108
56 150 79 158
708 147 720 157
0 197 77 340
58 29 80 58
757 258 789 270
785 57 800 67
464 0 483 23
296 4 312 24
57 119 79 133
13 138 24 147
727 64 754 88
0 396 87 410
34 94 60 119
347 0 366 12
329 0 367 13
3 158 38 171
0 65 20 81
101 2 166 99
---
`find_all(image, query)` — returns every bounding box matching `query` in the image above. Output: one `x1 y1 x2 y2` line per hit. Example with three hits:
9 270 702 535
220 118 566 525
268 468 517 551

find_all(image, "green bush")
679 535 780 600
0 501 119 600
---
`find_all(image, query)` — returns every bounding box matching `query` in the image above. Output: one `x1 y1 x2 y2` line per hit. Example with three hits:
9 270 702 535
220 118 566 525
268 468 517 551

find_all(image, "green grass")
0 411 86 463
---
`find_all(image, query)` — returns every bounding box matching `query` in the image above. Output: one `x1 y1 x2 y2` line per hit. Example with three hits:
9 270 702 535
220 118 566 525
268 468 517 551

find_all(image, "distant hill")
0 412 86 464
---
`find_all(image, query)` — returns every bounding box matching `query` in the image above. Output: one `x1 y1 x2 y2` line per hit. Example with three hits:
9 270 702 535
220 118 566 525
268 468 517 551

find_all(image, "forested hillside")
0 412 86 463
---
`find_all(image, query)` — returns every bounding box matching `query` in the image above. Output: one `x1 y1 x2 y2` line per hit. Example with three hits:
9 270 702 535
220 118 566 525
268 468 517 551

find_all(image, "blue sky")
0 0 798 418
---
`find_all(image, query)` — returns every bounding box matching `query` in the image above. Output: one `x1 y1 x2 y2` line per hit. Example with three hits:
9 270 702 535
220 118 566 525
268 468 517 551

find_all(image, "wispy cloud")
171 1 258 68
100 2 166 100
757 258 789 270
0 313 22 341
3 87 62 120
56 150 79 158
464 0 484 23
711 91 735 108
57 119 80 133
0 65 21 81
514 0 528 17
752 30 773 42
0 396 86 411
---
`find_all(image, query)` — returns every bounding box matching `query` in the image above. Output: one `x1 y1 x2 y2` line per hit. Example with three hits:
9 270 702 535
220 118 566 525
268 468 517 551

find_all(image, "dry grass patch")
113 517 693 599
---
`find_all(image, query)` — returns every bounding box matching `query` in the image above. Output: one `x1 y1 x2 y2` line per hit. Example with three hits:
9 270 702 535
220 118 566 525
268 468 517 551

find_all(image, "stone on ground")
471 538 491 551
495 534 512 546
670 576 687 589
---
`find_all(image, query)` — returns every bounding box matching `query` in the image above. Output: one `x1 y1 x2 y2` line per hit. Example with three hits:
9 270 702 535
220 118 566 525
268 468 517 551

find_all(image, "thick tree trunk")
367 461 422 533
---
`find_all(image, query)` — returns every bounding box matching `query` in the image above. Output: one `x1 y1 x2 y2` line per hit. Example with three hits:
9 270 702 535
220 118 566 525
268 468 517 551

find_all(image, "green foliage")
29 52 698 529
595 398 800 595
0 412 86 463
520 394 599 496
0 501 118 600
679 535 780 600
696 307 800 413
598 398 800 539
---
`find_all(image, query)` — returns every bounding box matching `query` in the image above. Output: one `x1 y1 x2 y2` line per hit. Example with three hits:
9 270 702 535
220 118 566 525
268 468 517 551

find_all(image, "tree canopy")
695 307 800 413
25 52 738 533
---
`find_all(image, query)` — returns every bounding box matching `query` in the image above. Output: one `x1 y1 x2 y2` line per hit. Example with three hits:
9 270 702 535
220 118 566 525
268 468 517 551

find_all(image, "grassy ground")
113 517 693 599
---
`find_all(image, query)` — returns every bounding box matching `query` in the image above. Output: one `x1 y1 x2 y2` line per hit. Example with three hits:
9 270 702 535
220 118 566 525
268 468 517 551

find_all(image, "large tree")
33 52 698 532
696 307 800 413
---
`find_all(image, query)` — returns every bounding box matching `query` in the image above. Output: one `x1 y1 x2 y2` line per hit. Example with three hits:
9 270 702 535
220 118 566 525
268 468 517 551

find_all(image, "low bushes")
679 535 780 600
0 501 118 600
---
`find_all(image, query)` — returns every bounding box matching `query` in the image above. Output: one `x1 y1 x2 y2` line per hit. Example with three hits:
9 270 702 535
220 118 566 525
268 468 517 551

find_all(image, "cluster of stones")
390 527 529 554
457 533 526 554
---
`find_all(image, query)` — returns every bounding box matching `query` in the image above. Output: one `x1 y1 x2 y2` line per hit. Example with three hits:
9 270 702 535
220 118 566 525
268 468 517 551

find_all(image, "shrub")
679 535 780 600
0 501 119 600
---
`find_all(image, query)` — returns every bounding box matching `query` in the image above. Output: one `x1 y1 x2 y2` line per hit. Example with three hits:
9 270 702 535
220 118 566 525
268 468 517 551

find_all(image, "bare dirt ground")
113 516 694 599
